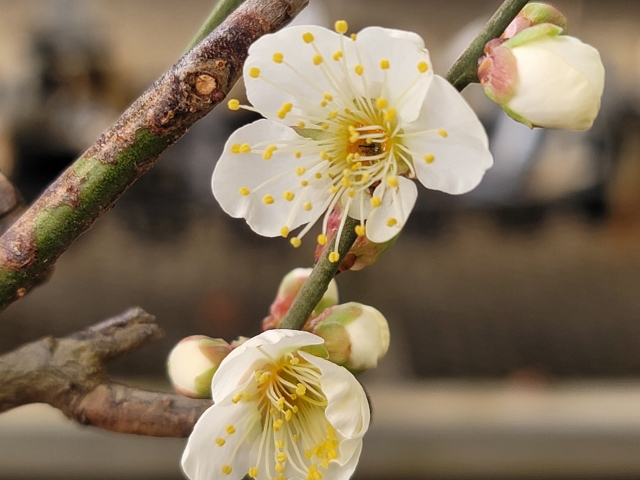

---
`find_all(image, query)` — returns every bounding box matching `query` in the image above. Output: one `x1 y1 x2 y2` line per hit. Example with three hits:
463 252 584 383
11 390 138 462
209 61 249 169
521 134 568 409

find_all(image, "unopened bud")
503 3 567 39
309 302 390 372
262 268 339 330
167 336 232 398
479 23 604 131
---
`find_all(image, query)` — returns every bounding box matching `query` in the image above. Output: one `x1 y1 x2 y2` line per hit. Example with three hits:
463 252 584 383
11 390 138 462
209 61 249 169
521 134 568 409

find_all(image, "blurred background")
1 0 640 478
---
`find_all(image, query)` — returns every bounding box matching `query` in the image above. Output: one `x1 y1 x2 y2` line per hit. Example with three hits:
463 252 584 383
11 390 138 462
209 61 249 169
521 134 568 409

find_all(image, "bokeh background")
1 0 640 478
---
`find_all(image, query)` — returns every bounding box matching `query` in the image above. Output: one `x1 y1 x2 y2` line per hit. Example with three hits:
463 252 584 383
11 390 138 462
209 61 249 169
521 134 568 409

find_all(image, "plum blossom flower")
181 329 370 480
213 22 492 261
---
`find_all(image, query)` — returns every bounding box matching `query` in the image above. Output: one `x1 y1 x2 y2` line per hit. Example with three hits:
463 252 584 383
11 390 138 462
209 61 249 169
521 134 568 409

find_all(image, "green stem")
278 0 530 332
446 0 529 90
279 218 359 330
185 0 247 53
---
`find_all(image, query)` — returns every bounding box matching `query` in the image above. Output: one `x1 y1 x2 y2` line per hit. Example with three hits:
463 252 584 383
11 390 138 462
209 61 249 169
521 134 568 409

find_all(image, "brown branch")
0 307 211 437
0 0 308 313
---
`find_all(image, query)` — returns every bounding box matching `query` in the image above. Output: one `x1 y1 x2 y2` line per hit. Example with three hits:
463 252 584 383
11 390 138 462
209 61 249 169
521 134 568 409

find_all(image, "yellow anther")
249 67 260 78
323 92 333 101
351 162 362 171
305 450 313 459
273 419 284 431
321 123 329 131
276 397 286 410
332 50 343 61
244 393 252 402
273 52 284 64
238 187 250 196
376 97 388 109
215 437 226 447
417 61 429 73
350 33 357 41
231 143 241 154
293 434 300 442
319 151 328 160
296 383 307 395
232 392 243 403
304 201 313 211
275 463 284 473
298 121 306 128
259 372 270 383
285 410 293 421
290 394 297 400
371 196 382 207
277 109 288 119
303 32 314 43
270 407 277 415
263 145 277 160
321 459 329 470
301 180 309 187
317 233 327 245
228 99 240 110
296 166 306 176
384 108 397 122
438 128 449 138
362 172 370 183
344 107 352 115
295 151 302 159
277 452 287 463
280 226 290 238
355 225 366 236
329 186 338 194
341 177 351 188
222 465 232 475
424 154 435 164
248 467 259 478
282 102 293 111
283 190 295 202
263 195 274 205
328 110 338 119
380 59 390 70
292 405 299 413
315 172 322 179
290 237 302 248
334 20 348 34
290 356 300 365
349 133 360 143
387 176 399 187
226 425 236 434
276 440 285 449
328 172 336 179
239 143 252 153
354 64 364 75
386 217 398 227
313 54 324 66
320 100 327 107
348 189 355 198
329 252 340 263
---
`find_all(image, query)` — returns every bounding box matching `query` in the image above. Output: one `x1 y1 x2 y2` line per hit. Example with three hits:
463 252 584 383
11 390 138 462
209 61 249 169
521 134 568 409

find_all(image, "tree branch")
0 0 308 314
0 307 211 437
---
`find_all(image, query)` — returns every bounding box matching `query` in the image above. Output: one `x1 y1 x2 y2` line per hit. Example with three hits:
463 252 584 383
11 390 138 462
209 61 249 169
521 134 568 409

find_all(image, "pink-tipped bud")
503 3 568 38
308 302 390 372
167 336 232 398
262 268 339 330
314 207 397 273
479 23 604 131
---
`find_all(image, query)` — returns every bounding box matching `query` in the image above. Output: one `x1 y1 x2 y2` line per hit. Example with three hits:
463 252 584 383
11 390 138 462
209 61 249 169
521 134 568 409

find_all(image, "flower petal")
245 26 361 122
365 177 417 243
182 386 261 480
212 330 325 401
356 27 433 123
212 119 332 237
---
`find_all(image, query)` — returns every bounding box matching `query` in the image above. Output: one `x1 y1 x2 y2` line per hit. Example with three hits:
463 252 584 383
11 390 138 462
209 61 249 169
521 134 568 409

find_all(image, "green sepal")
300 344 330 359
505 23 563 48
292 127 334 141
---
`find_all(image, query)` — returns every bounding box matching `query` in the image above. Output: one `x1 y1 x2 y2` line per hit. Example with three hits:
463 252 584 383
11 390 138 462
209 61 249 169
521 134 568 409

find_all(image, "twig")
0 0 308 314
0 307 211 437
446 0 530 91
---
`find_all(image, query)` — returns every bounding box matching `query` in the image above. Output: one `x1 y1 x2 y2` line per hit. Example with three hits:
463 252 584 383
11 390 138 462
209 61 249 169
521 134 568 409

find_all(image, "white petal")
322 440 363 480
407 75 489 148
212 330 325 401
356 27 433 123
212 119 332 237
182 388 260 480
245 26 360 121
299 351 370 441
365 177 417 243
346 190 373 221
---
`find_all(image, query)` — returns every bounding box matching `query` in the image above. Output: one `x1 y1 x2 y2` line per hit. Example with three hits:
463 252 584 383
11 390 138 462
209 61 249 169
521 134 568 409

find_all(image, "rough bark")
0 307 211 437
0 0 308 313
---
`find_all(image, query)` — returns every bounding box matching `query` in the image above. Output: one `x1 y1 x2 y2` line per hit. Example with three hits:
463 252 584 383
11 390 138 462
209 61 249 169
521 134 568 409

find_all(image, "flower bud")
479 24 605 131
314 207 397 273
308 302 390 372
503 3 567 39
262 268 339 330
167 336 232 398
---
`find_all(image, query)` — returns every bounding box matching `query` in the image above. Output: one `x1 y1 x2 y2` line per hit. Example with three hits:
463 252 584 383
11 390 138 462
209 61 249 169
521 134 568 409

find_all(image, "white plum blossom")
213 22 492 261
181 329 370 480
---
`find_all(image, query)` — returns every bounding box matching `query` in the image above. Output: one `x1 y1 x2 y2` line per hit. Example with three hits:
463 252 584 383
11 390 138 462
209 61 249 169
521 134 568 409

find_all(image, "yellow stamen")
302 32 314 43
248 467 258 478
350 33 357 41
295 151 302 158
226 425 236 434
387 176 398 187
263 145 277 160
231 143 241 154
384 108 396 122
371 196 382 207
248 67 260 78
283 190 295 202
354 64 364 76
280 226 289 237
329 252 340 263
332 50 343 61
296 383 307 395
355 225 365 236
379 59 390 70
313 54 323 66
424 154 435 164
417 61 429 73
222 465 232 475
376 97 387 109
296 166 306 176
438 128 448 138
273 52 284 64
323 92 333 101
238 187 250 196
290 237 302 248
239 143 251 153
228 99 240 110
317 233 327 245
304 201 313 211
386 217 398 227
215 437 226 446
334 20 348 34
263 195 274 205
